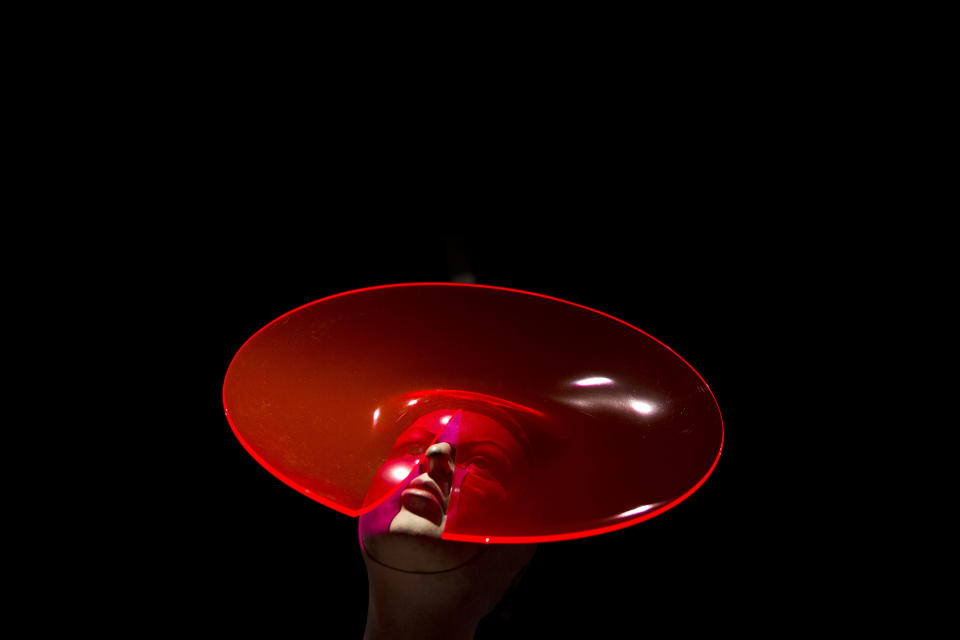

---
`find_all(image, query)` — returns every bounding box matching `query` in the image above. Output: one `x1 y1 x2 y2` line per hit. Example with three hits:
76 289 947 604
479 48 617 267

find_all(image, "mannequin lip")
404 475 446 511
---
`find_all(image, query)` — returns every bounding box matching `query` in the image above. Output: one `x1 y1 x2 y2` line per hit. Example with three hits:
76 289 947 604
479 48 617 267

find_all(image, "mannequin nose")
421 442 455 488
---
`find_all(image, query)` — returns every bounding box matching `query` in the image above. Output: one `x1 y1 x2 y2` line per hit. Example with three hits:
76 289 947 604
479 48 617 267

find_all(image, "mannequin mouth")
400 475 447 524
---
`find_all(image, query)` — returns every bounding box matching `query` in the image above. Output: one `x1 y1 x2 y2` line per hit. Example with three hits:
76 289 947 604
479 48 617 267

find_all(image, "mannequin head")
359 408 538 638
360 408 535 569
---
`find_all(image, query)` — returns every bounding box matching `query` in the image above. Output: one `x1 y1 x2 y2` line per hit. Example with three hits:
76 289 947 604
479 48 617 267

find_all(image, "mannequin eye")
458 444 511 479
389 437 430 458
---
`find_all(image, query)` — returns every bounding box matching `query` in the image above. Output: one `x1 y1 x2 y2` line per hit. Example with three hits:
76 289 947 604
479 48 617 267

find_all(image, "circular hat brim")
223 283 723 543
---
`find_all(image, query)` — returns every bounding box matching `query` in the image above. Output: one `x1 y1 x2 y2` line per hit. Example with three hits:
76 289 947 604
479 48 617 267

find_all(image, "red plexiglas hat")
223 283 723 543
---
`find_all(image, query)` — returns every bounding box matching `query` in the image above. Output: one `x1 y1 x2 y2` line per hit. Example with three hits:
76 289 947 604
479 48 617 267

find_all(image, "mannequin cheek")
359 457 420 539
445 466 508 529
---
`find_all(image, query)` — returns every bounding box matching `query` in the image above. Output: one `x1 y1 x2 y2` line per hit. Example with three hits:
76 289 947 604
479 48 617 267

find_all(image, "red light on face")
223 283 723 543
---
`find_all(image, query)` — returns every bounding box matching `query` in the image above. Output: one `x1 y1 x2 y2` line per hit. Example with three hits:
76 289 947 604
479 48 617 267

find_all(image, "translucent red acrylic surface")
223 283 723 543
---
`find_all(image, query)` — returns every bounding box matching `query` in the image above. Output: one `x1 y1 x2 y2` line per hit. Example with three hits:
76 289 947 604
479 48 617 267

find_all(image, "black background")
37 35 850 635
151 223 784 637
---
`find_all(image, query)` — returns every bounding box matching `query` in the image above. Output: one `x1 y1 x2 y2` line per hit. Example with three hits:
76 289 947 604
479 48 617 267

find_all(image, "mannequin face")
389 441 454 536
360 409 533 572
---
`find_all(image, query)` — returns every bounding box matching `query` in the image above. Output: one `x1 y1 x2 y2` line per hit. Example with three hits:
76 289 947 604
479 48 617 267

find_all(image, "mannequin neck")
362 550 489 640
